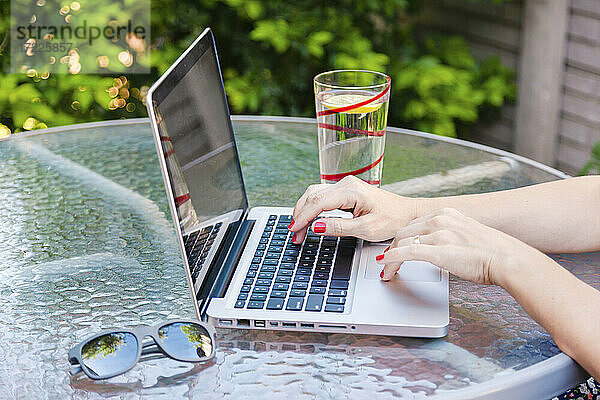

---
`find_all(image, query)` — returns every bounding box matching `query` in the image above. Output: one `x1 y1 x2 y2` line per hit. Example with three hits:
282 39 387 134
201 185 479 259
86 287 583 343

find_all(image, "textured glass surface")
0 118 596 399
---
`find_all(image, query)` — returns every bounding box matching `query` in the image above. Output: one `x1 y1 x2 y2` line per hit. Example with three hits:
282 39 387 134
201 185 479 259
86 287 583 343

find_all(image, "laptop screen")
150 30 247 235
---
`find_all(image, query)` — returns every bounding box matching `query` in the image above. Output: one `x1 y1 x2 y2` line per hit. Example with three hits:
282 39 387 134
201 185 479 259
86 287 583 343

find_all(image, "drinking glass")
314 70 391 186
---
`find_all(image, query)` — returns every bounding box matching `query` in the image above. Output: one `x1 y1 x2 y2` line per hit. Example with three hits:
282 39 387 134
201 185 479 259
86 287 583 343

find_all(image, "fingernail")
292 233 297 242
375 254 384 261
288 220 294 230
313 221 326 234
380 270 384 279
384 245 390 252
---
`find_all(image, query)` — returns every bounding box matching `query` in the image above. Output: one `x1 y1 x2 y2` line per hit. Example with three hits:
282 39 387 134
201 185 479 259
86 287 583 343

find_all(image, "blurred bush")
0 0 515 137
579 142 600 175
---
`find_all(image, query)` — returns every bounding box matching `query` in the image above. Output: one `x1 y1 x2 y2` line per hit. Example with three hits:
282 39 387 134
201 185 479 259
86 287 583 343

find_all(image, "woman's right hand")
289 176 418 243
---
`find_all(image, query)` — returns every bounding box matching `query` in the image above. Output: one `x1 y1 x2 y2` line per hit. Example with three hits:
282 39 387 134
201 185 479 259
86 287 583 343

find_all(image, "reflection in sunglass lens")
157 322 212 360
81 332 138 378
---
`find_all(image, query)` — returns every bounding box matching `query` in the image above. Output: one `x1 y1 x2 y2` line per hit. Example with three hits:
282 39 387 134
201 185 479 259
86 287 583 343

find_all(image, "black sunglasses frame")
68 319 216 380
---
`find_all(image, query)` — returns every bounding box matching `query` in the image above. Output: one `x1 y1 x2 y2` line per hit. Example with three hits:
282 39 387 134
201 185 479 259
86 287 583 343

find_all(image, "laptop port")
254 320 265 328
237 319 250 327
318 324 347 330
300 323 314 329
282 322 296 328
219 319 233 326
269 321 279 327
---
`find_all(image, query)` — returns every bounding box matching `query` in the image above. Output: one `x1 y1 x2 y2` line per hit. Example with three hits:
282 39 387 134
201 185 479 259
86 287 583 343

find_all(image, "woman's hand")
376 207 542 286
289 176 418 243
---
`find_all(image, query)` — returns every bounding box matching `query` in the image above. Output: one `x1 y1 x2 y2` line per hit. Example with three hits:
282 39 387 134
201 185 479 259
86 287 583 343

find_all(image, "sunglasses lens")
157 322 212 361
81 332 138 378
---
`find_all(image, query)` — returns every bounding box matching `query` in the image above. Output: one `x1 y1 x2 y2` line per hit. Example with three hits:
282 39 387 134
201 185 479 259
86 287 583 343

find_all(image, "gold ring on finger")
413 235 421 245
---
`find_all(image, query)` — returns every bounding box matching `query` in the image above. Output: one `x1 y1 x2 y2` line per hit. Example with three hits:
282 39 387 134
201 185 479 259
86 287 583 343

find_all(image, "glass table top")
0 116 595 399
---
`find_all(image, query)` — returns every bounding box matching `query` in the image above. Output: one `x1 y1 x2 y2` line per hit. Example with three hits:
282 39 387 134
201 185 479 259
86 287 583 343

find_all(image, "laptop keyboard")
184 222 223 284
235 214 355 313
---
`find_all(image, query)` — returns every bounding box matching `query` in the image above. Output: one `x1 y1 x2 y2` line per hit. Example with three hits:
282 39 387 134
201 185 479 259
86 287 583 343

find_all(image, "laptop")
146 27 449 337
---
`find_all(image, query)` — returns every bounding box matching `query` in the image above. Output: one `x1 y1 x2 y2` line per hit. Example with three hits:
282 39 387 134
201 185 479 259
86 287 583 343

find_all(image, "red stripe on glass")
317 77 391 117
317 122 385 137
320 153 384 181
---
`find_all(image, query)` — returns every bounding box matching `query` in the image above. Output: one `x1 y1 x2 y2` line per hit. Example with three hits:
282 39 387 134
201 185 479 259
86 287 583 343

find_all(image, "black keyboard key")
268 246 283 253
263 226 273 232
313 272 329 280
274 229 288 235
282 256 298 263
257 244 266 250
302 248 318 256
272 234 287 241
246 270 257 278
273 283 289 291
317 259 333 266
262 259 278 266
235 300 246 308
332 246 354 280
284 249 299 257
330 280 349 289
244 278 254 285
279 263 295 270
270 290 287 298
253 286 269 294
305 294 324 311
253 257 262 264
328 289 347 297
238 293 248 300
269 214 278 220
265 252 281 259
266 298 285 310
279 215 292 223
250 293 267 301
260 238 269 244
290 289 306 297
310 286 326 294
260 266 277 272
315 266 331 272
256 279 272 286
247 301 265 309
275 276 291 283
266 219 276 226
286 243 301 250
250 264 260 270
339 237 356 246
324 304 344 313
292 282 308 289
312 279 327 287
298 261 314 268
294 275 310 282
277 269 293 276
326 297 346 304
300 255 316 262
258 272 274 279
286 297 304 311
296 268 312 275
262 232 271 238
241 285 251 292
271 240 285 247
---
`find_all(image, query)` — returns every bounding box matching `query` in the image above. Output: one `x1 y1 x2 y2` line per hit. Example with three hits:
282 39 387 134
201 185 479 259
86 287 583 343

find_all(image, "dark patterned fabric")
552 377 599 400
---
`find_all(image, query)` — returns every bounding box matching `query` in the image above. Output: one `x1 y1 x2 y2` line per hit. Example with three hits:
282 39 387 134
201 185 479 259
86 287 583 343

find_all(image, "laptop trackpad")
363 245 442 282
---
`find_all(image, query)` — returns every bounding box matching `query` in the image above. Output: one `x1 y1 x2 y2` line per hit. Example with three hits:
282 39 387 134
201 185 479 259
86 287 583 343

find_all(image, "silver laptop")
146 27 449 337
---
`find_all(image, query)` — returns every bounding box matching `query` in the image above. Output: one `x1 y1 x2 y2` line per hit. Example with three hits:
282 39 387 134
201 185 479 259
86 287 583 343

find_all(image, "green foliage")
578 142 600 175
0 0 516 138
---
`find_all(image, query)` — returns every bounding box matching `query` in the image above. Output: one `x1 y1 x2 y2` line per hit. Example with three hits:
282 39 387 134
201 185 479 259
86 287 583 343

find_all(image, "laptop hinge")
198 218 255 317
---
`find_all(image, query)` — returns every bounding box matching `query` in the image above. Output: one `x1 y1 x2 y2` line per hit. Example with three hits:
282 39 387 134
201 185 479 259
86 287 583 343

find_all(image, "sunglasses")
68 319 216 380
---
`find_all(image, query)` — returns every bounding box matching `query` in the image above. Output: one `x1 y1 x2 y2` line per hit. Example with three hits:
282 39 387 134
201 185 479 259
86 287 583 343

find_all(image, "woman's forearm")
498 252 600 380
414 176 600 253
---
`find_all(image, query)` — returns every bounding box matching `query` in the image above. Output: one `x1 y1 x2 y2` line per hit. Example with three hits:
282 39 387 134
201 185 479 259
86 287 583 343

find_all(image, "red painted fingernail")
292 233 297 242
380 270 384 279
375 254 384 261
384 245 390 252
313 221 326 234
288 220 294 230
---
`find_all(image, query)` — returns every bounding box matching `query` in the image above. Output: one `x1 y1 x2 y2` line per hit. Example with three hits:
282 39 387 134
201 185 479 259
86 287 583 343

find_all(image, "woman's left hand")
376 207 541 286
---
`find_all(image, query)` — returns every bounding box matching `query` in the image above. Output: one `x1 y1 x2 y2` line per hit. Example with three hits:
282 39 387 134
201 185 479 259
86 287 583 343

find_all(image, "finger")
291 184 327 225
377 244 442 280
291 187 358 234
392 221 433 242
309 215 370 239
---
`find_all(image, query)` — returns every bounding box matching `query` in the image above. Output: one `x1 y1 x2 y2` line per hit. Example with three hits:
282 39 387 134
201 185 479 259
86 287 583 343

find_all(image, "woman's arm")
290 175 600 253
377 207 600 380
414 176 600 253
